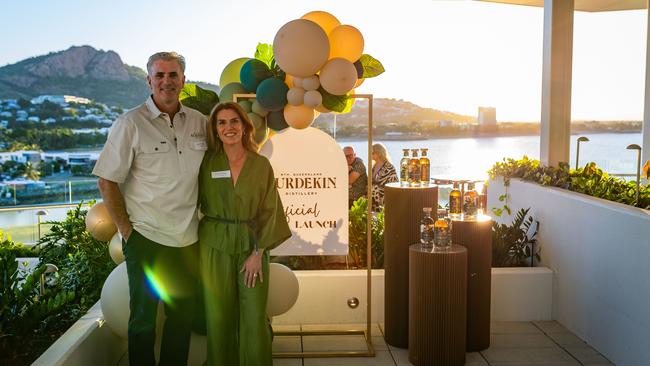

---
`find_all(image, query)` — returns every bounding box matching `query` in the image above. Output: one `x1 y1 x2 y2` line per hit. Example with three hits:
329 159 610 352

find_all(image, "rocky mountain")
0 46 218 108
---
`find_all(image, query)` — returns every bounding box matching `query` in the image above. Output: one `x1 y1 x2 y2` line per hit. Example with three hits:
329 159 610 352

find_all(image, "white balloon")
287 87 306 106
100 263 165 338
292 77 304 88
302 75 320 91
303 90 323 108
109 232 125 264
273 19 330 77
267 263 299 317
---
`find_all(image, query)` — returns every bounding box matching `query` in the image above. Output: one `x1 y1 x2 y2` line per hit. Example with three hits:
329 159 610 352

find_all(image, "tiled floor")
116 321 613 365
272 321 614 366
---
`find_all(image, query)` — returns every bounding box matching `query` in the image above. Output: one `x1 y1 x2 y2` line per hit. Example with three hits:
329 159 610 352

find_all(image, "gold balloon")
285 74 295 88
354 78 365 88
284 104 316 129
328 24 365 62
315 104 331 113
319 58 358 96
301 11 341 35
273 19 330 78
85 202 117 241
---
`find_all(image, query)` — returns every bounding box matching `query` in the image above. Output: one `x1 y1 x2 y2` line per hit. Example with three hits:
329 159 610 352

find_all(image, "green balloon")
239 100 253 113
219 82 247 103
248 112 269 144
219 58 250 88
266 110 289 131
256 78 288 112
251 99 269 117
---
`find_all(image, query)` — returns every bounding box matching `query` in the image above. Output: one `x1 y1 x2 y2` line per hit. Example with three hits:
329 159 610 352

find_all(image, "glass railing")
0 203 85 245
0 179 100 207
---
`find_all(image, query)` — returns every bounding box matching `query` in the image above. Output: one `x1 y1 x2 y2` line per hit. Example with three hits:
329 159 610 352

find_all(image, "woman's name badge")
211 170 231 179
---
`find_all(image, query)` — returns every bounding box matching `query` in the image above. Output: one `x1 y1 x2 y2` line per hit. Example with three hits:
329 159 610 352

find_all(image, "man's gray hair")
147 52 186 74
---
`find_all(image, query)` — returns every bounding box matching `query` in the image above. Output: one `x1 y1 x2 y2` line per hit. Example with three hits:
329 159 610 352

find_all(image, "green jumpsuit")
198 149 291 366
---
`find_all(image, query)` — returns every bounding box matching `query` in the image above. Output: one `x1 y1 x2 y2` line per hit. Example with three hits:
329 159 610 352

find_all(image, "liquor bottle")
478 183 488 215
399 149 410 186
408 149 421 187
434 208 452 248
449 182 462 219
420 207 435 249
463 182 479 220
420 148 430 186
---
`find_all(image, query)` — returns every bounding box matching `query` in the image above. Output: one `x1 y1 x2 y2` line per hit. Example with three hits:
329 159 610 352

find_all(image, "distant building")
0 151 42 165
438 120 453 127
478 107 497 126
31 95 92 105
42 118 57 124
0 120 8 129
16 110 28 121
0 111 12 118
27 116 40 123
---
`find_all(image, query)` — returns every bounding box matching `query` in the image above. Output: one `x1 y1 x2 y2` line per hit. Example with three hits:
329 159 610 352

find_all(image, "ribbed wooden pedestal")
409 244 467 366
451 216 492 352
384 183 438 348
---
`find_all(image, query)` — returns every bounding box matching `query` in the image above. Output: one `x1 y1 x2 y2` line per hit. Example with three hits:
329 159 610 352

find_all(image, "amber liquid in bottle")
463 182 479 220
434 208 452 249
408 149 421 187
420 148 430 186
449 182 462 219
399 149 410 186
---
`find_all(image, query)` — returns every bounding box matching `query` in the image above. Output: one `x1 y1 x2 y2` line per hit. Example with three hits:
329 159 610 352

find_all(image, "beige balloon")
319 58 358 96
329 24 365 62
292 76 303 88
287 87 306 106
101 263 166 338
86 202 117 241
302 75 320 91
284 104 316 129
273 19 330 77
266 263 300 317
303 90 323 108
109 232 125 264
301 11 341 35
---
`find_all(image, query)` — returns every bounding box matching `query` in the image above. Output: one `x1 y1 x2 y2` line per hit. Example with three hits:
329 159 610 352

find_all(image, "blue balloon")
240 59 272 92
256 78 289 112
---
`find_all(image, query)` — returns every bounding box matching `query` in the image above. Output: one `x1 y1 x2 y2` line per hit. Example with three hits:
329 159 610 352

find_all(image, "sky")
0 0 647 122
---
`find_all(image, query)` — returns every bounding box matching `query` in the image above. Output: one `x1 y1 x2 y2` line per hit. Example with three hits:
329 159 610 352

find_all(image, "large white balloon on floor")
267 263 299 317
85 202 117 241
108 232 125 264
100 262 130 337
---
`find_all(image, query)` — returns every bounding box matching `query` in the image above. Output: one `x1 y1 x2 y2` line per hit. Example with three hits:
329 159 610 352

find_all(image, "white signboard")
260 127 348 256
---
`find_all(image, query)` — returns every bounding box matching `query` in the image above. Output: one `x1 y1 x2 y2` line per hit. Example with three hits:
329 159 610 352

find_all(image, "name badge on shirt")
211 170 231 179
193 140 208 150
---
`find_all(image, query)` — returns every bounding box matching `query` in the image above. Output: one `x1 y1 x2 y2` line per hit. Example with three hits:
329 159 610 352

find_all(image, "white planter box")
35 267 551 365
488 177 650 366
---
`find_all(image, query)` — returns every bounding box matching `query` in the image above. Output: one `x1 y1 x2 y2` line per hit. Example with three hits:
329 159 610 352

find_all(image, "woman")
198 102 291 366
370 143 398 211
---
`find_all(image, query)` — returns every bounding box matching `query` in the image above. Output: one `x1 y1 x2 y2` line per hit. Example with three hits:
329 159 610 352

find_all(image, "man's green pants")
200 245 272 366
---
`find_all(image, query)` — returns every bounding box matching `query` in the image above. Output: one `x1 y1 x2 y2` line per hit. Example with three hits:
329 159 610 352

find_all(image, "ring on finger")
253 273 258 277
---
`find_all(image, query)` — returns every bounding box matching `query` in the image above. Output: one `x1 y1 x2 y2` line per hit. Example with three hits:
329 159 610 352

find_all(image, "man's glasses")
345 154 354 158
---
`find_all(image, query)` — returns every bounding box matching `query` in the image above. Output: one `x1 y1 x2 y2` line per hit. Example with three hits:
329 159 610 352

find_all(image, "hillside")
0 46 219 108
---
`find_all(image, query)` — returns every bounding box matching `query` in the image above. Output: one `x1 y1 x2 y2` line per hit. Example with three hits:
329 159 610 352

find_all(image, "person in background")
344 146 368 208
199 102 291 366
93 52 207 365
370 143 398 211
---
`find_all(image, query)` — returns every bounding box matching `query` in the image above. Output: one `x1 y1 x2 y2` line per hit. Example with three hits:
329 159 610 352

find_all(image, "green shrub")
492 207 540 267
488 156 650 209
348 197 385 269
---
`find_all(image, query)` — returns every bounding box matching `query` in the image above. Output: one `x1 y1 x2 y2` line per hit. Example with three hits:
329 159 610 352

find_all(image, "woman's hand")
240 249 264 288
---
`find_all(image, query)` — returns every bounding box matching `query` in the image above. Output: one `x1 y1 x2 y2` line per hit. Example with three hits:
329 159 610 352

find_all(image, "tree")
17 98 31 109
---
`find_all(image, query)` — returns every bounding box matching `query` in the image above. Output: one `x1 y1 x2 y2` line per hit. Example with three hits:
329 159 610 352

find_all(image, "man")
344 146 368 208
93 52 207 366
